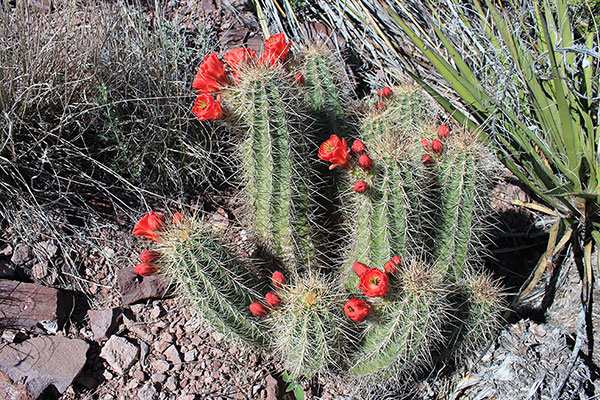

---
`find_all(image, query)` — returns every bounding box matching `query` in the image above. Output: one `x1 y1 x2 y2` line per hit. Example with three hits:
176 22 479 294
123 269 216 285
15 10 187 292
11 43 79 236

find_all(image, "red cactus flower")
421 137 432 151
224 47 256 72
391 255 402 266
139 251 160 264
344 298 371 322
133 212 164 242
272 271 285 288
192 53 228 94
263 33 291 64
351 140 366 154
359 268 389 297
249 302 268 317
358 154 373 170
375 101 386 111
265 292 281 307
438 124 450 140
192 94 223 121
384 260 396 275
431 139 443 154
318 134 350 170
353 262 368 277
354 180 367 193
422 154 434 165
134 262 158 276
294 73 304 83
382 86 393 98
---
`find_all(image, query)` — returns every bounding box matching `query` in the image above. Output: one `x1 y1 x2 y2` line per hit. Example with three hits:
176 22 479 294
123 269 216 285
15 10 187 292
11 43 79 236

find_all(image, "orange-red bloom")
377 86 393 98
265 292 281 307
359 268 389 297
318 134 350 170
351 140 366 154
133 212 164 242
192 94 223 121
438 124 450 140
134 262 158 276
344 298 371 322
272 271 285 288
139 250 161 264
249 302 268 317
358 154 372 170
353 262 368 277
263 33 291 65
192 53 228 94
354 180 367 193
224 47 256 72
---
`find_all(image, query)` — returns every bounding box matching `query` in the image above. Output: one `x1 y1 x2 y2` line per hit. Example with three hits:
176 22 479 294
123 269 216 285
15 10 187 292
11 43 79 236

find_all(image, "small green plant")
282 371 306 400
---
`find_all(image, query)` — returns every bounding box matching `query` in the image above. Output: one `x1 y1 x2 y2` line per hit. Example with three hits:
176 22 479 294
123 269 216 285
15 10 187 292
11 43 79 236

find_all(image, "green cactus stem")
159 217 267 346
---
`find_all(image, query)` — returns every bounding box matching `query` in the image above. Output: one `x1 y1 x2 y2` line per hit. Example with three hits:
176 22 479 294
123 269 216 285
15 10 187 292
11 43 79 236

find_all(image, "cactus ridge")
159 219 267 346
349 261 449 378
269 271 349 377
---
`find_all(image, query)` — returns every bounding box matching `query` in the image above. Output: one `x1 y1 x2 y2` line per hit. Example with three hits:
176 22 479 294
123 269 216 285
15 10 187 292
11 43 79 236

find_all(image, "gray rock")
151 373 167 383
151 360 170 374
34 240 58 260
99 336 139 375
184 349 197 362
139 381 158 400
164 344 181 364
10 244 32 266
0 335 89 398
117 267 171 305
88 308 121 341
164 376 177 392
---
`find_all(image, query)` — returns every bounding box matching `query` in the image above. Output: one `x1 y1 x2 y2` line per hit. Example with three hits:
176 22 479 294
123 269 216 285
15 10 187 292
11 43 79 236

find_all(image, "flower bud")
351 140 366 154
420 137 432 151
139 251 160 264
358 154 373 170
294 73 304 84
438 124 450 140
354 180 367 193
353 262 368 277
265 292 281 307
249 302 268 317
134 262 158 276
382 86 392 98
391 255 402 266
431 139 443 154
384 260 396 275
272 271 285 288
422 154 434 165
375 101 386 111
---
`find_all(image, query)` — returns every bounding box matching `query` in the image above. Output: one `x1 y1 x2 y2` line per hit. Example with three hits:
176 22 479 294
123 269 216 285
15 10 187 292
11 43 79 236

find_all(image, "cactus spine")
159 218 267 346
224 65 317 272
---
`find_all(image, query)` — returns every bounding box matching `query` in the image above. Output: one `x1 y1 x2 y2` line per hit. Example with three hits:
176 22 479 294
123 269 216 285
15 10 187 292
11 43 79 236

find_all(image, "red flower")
133 212 164 242
375 101 386 111
354 180 367 193
224 47 256 72
384 260 396 275
391 255 402 266
294 73 304 83
344 298 371 322
358 154 373 170
353 262 368 277
431 139 443 154
272 271 285 288
438 124 450 140
192 94 223 121
265 292 281 307
421 137 432 151
139 251 160 264
134 262 158 276
173 212 183 225
377 87 393 98
249 302 268 317
351 140 366 154
359 268 389 297
318 135 350 170
263 33 291 64
192 53 227 94
422 154 434 165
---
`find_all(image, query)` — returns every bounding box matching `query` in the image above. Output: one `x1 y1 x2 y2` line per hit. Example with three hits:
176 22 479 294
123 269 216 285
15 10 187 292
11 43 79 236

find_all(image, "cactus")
158 217 267 346
223 63 320 272
268 271 350 377
349 260 449 378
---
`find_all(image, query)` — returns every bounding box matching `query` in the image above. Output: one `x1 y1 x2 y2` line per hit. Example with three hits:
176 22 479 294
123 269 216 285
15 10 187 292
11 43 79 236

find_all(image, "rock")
31 260 58 283
179 395 196 400
88 308 121 341
155 332 174 353
99 336 139 375
0 280 71 331
0 335 89 398
150 304 163 319
151 373 167 383
151 360 170 374
164 344 181 364
140 341 150 366
117 267 171 305
34 240 58 259
184 349 197 362
10 244 32 266
139 381 158 400
265 374 279 400
0 370 34 400
164 376 177 392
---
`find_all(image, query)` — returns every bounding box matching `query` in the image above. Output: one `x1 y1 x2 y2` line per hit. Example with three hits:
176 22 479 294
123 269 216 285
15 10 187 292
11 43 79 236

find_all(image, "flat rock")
10 244 32 266
117 267 170 305
265 374 278 400
0 280 71 331
164 344 181 364
0 335 89 398
0 370 34 400
88 308 121 341
99 336 139 375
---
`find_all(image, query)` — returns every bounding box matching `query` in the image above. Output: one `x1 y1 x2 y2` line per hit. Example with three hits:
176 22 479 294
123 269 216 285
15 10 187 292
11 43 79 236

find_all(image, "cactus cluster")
129 33 504 397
